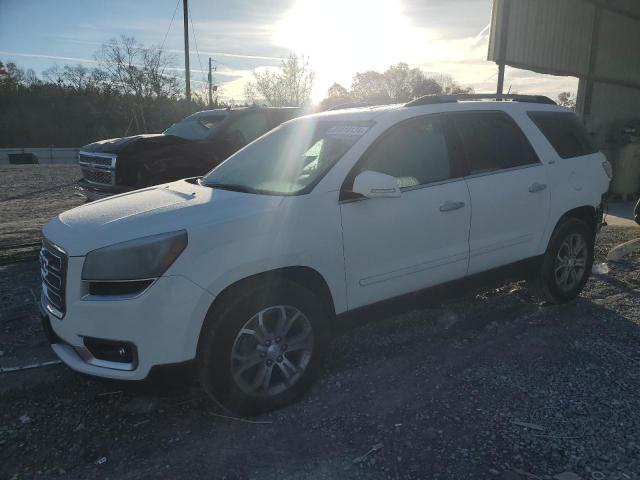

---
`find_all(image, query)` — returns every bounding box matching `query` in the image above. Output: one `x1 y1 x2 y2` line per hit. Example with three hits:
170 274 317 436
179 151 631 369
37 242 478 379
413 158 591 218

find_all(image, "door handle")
528 182 547 193
439 201 465 212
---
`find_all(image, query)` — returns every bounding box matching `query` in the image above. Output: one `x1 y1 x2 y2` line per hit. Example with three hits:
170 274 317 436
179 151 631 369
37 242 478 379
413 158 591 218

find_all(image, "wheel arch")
556 205 598 235
196 266 336 356
544 205 598 253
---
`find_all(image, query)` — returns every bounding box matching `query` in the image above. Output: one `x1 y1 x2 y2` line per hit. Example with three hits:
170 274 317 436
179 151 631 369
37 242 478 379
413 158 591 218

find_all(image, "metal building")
488 0 640 195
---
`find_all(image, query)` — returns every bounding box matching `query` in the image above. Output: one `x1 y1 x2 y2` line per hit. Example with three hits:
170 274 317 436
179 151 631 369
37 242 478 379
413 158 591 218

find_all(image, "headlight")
82 230 188 281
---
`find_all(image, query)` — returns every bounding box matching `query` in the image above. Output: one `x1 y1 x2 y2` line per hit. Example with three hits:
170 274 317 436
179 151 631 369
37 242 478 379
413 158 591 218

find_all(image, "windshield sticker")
326 125 369 137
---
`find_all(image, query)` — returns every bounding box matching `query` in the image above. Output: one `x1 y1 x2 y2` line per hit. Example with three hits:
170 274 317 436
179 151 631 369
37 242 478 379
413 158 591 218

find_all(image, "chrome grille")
79 151 116 186
40 240 68 318
83 169 113 184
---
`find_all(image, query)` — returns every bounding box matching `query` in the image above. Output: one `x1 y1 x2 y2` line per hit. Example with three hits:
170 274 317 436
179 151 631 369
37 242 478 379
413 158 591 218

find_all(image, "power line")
160 0 181 52
188 2 207 87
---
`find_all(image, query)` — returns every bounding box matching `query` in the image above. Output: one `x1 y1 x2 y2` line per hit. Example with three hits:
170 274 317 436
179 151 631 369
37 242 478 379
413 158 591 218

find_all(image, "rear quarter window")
528 111 598 159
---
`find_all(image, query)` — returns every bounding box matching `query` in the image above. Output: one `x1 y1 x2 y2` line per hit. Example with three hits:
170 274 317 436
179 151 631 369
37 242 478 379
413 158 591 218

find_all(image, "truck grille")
40 239 68 318
83 169 113 184
79 151 116 186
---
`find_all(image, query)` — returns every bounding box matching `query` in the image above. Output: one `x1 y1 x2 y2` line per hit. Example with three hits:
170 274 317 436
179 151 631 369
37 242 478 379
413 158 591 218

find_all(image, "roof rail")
405 93 556 107
325 102 375 111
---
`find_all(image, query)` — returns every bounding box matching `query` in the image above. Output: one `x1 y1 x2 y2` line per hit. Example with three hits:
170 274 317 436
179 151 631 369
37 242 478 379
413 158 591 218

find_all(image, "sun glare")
275 0 432 101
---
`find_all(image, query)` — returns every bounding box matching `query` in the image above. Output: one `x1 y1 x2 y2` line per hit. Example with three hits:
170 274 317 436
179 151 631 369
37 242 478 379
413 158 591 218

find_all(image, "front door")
340 114 471 310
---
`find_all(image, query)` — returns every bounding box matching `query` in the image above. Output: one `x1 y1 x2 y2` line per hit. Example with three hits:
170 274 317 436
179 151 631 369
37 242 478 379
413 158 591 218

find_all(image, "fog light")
83 337 137 365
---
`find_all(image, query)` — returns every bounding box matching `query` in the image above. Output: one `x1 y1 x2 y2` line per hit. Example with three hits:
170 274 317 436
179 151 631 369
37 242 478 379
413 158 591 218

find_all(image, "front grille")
40 239 68 318
79 151 116 186
82 169 113 185
79 153 113 167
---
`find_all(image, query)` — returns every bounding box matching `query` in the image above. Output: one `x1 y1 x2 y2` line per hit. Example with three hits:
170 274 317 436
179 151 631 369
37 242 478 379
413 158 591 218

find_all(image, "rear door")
451 110 550 274
340 114 471 309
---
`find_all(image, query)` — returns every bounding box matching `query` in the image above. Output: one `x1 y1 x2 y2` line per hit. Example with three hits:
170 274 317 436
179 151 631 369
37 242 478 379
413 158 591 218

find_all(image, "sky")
0 0 579 103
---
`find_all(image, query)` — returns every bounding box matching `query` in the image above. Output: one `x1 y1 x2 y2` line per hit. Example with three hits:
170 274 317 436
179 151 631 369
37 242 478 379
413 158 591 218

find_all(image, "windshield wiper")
201 181 257 194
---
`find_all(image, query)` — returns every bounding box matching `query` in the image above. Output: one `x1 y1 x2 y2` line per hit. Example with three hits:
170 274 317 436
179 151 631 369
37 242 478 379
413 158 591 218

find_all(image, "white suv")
40 94 611 414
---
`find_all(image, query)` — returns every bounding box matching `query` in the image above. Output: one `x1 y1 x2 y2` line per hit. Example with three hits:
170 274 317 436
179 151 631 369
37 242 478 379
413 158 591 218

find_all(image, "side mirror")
352 170 401 198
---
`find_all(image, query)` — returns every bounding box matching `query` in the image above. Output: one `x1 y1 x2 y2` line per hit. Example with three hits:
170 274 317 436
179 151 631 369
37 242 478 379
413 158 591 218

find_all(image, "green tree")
350 70 389 103
321 63 472 109
557 91 576 110
319 82 351 110
383 62 442 102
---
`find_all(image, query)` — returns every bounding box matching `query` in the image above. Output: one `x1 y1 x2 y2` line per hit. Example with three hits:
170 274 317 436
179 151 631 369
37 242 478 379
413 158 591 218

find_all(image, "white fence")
0 148 79 165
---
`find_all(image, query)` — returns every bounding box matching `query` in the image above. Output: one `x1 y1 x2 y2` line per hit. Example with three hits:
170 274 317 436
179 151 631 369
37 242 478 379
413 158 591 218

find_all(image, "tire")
197 279 329 416
530 217 595 304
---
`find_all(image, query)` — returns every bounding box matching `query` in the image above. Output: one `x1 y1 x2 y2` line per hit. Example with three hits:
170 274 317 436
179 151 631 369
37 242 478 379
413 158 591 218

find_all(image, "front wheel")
530 217 595 304
197 280 328 415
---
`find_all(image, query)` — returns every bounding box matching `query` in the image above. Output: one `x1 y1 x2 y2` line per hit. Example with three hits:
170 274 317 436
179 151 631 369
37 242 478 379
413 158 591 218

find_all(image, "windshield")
164 113 227 141
202 118 372 195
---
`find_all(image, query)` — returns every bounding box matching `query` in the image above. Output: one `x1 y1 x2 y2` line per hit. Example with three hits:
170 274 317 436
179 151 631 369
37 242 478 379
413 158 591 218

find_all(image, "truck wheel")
530 217 594 304
197 280 328 415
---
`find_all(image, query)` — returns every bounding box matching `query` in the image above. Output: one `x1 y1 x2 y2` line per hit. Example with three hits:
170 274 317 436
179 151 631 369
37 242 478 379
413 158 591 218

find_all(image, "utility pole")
208 57 213 107
207 57 217 108
183 0 191 105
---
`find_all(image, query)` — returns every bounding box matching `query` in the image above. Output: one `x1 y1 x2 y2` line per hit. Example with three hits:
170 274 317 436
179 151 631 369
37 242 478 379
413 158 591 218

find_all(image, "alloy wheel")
230 305 314 397
554 232 588 292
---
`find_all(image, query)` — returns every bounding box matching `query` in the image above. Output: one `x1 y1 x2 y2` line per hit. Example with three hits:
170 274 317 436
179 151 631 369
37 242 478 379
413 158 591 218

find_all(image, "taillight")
602 160 613 179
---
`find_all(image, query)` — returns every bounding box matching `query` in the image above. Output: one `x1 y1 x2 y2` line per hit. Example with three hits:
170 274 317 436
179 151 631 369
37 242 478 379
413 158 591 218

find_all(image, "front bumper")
41 257 215 380
77 178 132 201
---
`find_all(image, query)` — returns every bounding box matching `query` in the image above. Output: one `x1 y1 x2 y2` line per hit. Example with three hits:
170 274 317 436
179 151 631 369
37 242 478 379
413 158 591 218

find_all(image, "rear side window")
227 112 269 144
528 111 598 159
359 115 454 188
268 109 300 128
452 111 539 175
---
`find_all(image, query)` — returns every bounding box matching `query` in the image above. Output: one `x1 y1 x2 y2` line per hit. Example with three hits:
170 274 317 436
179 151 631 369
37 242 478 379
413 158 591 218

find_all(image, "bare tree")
243 82 259 104
97 36 180 131
245 54 314 107
43 64 64 84
427 73 474 94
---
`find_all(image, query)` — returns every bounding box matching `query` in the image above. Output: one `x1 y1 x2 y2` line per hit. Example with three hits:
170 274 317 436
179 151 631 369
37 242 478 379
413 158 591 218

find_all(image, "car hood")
43 179 283 256
81 134 188 154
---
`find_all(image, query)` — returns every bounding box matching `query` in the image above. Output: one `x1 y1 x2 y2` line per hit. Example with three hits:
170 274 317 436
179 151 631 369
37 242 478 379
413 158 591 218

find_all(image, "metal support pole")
581 4 602 119
496 0 511 95
497 63 506 95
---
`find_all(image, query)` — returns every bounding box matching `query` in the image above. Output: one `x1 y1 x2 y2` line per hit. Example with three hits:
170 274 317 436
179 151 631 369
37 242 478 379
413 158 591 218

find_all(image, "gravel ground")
0 165 84 264
1 166 639 480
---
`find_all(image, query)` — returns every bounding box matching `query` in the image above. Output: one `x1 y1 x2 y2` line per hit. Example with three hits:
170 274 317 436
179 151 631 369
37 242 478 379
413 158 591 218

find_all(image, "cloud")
1 0 578 103
0 51 97 65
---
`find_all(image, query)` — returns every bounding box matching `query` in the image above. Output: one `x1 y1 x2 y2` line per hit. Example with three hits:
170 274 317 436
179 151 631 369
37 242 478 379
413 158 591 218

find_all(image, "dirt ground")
1 166 640 480
0 165 84 265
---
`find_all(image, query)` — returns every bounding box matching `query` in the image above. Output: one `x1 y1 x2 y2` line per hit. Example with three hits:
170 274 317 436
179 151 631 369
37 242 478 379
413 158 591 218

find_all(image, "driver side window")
359 116 454 188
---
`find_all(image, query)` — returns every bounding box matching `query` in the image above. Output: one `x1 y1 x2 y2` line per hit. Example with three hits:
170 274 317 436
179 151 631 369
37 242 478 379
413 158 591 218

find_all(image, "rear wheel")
530 217 594 304
197 280 328 415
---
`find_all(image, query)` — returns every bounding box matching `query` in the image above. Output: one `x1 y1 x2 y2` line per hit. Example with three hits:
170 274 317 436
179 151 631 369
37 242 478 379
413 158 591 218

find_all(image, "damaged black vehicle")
77 106 301 200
